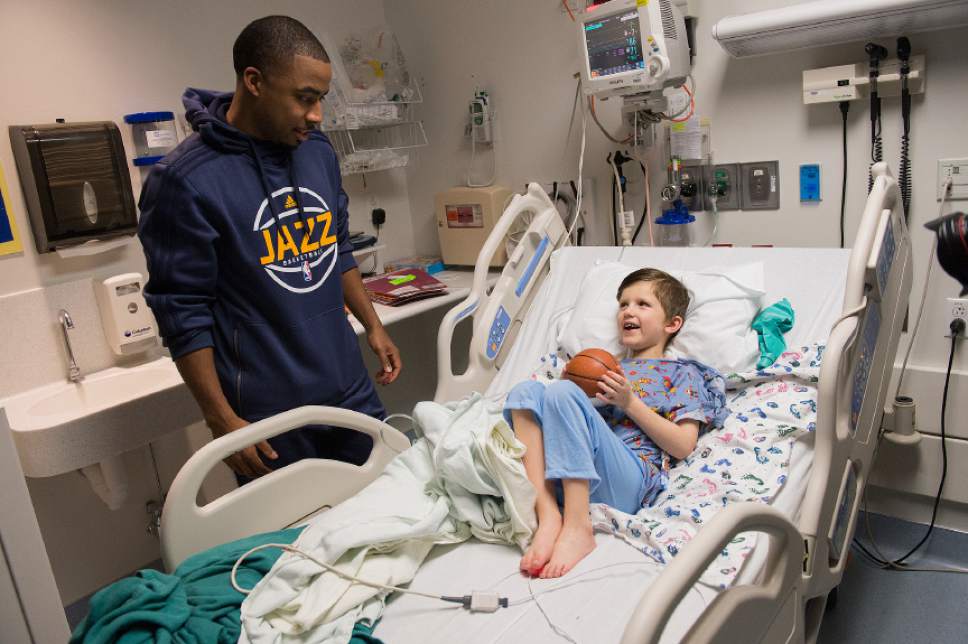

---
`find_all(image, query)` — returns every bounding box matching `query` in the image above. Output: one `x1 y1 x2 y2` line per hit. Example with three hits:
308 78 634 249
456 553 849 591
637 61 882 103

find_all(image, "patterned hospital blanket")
589 345 824 589
526 345 824 589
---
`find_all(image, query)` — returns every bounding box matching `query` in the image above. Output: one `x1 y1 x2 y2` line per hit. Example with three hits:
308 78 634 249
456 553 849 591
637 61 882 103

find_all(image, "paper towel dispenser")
8 121 137 253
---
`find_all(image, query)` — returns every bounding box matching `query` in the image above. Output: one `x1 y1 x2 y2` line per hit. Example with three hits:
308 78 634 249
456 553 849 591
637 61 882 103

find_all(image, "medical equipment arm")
620 502 804 644
160 405 410 571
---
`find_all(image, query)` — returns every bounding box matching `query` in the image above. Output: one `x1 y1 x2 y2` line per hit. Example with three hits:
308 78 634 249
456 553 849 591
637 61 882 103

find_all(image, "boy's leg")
535 380 651 578
511 408 562 575
540 478 596 579
541 381 649 514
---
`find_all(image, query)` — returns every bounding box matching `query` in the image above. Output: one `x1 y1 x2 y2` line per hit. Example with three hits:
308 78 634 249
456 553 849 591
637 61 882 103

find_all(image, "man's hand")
367 326 402 385
209 413 278 479
597 370 633 410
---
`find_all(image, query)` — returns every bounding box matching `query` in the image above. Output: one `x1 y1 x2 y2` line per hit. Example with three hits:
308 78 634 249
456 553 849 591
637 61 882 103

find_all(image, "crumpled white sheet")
239 393 536 644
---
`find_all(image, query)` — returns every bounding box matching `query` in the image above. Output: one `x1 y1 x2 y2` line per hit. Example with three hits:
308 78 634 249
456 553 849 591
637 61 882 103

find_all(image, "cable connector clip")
442 592 509 612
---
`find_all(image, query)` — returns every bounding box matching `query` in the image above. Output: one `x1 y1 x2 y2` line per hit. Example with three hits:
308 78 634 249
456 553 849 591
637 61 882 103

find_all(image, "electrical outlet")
937 158 968 200
740 161 780 210
945 297 968 338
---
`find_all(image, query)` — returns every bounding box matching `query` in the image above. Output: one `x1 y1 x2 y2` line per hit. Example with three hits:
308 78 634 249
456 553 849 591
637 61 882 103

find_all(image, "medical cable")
894 178 952 399
230 542 511 610
231 541 698 624
588 95 631 144
384 413 419 440
702 190 720 247
609 155 627 245
667 81 695 123
865 43 888 194
629 158 654 246
897 37 913 223
853 324 962 570
565 76 582 160
467 124 496 188
658 75 695 123
527 574 579 644
839 100 849 248
566 85 588 244
830 296 869 332
561 0 576 22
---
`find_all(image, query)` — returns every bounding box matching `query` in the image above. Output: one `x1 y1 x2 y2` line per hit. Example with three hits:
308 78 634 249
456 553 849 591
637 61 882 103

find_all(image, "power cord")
852 318 964 569
895 178 952 399
839 100 849 248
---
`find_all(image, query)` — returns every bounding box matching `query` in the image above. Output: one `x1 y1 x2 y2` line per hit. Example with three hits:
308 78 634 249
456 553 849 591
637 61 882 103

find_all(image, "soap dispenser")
95 273 158 355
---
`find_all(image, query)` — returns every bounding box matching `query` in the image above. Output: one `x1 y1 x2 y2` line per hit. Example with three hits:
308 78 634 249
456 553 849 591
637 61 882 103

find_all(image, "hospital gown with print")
603 358 729 498
525 353 728 504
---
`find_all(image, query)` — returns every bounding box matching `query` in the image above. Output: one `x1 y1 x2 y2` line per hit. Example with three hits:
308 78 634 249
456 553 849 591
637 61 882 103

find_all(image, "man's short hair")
616 268 690 322
233 16 330 78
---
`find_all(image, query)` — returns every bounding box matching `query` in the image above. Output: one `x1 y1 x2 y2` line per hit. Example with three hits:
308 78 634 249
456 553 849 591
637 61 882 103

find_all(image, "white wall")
0 0 417 606
385 0 968 526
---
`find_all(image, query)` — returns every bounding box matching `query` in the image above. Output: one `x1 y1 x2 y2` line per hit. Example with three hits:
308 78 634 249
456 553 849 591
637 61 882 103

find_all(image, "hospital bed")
160 162 912 643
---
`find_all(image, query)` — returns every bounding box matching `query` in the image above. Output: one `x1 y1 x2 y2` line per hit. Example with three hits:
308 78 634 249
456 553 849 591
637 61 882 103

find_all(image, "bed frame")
160 163 912 644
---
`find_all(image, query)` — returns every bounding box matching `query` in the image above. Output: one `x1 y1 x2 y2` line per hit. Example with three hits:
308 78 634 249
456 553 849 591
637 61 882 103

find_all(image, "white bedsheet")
373 247 848 643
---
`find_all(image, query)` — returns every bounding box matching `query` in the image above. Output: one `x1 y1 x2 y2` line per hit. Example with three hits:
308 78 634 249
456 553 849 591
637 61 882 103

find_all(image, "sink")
0 357 201 478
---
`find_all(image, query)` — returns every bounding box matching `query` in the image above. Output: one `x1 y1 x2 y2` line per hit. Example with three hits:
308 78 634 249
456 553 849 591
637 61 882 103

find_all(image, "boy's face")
246 54 332 146
617 281 684 353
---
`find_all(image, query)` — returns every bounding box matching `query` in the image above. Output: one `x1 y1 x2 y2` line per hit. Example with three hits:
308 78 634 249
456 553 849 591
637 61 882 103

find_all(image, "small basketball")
562 348 621 397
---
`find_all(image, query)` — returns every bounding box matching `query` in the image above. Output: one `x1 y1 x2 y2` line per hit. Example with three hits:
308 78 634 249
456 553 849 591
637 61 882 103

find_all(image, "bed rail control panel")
866 208 900 302
486 305 511 359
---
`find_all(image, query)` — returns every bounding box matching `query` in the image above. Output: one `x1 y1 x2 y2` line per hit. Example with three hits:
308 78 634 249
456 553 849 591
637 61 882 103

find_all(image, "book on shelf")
362 268 448 306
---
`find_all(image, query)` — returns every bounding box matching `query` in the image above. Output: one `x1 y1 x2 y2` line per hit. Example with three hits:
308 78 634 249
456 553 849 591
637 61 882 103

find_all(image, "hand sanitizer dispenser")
95 273 157 355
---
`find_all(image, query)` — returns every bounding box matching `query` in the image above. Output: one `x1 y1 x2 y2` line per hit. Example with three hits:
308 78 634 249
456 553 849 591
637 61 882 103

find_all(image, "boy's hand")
597 370 633 410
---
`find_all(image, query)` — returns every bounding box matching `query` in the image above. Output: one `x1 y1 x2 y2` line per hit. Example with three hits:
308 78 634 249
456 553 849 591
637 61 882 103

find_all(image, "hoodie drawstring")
247 138 281 230
288 155 310 233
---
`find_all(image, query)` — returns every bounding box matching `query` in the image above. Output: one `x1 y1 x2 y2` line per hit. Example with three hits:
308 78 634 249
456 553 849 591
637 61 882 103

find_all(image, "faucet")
58 309 82 383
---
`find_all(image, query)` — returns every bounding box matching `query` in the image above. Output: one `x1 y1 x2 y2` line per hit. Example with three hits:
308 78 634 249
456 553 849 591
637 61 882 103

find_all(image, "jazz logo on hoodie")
254 187 340 294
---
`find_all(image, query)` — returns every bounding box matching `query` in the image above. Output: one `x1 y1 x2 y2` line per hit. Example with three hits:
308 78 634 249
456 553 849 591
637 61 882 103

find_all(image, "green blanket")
71 527 382 644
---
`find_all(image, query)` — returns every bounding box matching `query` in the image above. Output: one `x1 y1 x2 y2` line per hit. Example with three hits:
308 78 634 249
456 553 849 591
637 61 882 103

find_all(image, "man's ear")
665 315 684 335
240 67 265 97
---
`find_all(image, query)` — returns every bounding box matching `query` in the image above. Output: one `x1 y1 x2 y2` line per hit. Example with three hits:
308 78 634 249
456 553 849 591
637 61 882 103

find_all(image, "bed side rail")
621 502 804 644
160 406 410 571
799 161 913 600
435 183 567 402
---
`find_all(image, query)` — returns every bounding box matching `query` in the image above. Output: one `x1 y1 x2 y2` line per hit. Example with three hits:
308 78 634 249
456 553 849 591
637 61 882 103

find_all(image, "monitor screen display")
584 10 645 78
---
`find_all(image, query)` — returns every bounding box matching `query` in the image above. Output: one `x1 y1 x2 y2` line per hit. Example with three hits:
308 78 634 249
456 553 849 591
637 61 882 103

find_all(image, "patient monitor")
579 0 689 98
578 0 691 143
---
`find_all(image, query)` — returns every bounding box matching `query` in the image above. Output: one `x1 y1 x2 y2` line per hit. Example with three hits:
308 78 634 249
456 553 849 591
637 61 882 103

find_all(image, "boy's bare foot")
540 525 596 579
520 510 562 576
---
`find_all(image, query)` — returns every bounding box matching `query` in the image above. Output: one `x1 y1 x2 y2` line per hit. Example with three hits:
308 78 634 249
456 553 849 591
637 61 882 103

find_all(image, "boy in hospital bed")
504 268 728 579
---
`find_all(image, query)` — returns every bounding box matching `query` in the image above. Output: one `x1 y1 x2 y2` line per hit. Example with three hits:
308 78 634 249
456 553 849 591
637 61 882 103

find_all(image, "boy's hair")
233 16 330 79
616 268 690 323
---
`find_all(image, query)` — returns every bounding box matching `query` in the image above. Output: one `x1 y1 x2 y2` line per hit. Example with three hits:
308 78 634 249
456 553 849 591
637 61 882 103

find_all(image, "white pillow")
557 261 765 374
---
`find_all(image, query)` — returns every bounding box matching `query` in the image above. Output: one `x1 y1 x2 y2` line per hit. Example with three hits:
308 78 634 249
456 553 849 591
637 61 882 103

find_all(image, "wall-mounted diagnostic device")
8 121 137 253
435 186 513 266
95 273 157 355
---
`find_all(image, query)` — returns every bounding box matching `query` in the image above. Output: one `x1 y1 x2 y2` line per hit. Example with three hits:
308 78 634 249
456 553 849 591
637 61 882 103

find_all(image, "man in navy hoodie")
138 16 400 482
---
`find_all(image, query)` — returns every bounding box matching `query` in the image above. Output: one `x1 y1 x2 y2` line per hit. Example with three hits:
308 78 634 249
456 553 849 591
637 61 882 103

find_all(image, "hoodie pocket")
236 307 367 418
